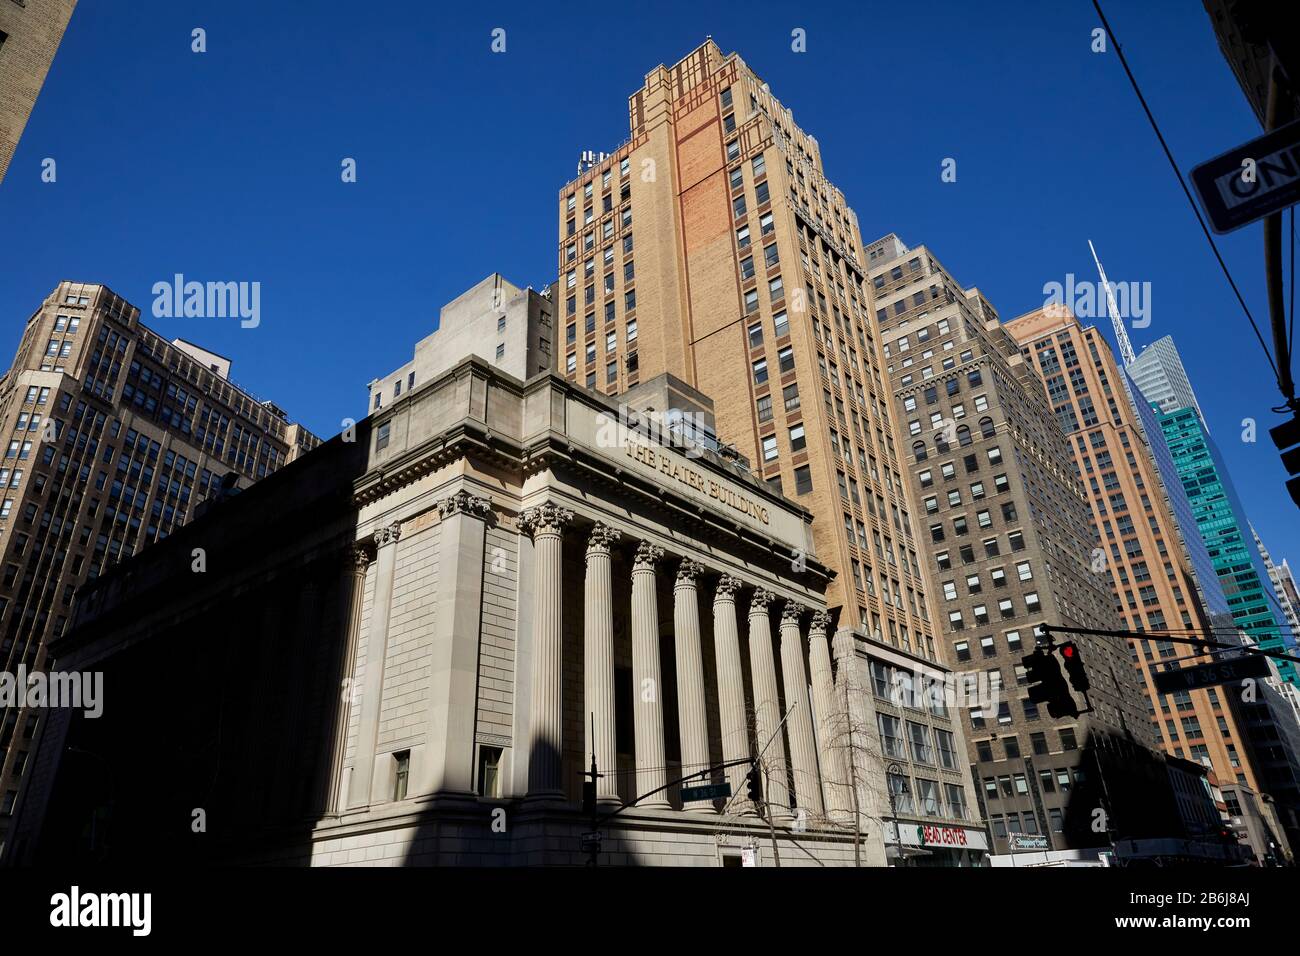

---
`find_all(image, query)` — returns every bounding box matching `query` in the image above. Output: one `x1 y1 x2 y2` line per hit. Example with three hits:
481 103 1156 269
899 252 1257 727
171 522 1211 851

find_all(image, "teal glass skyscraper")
1156 405 1297 684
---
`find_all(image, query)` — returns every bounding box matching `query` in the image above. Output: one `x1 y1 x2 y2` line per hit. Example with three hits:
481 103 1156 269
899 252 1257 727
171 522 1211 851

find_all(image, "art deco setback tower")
556 40 937 667
0 0 77 185
1005 307 1267 808
0 282 317 854
866 236 1166 857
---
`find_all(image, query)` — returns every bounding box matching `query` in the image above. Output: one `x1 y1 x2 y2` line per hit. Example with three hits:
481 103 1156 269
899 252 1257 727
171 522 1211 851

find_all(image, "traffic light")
1059 641 1090 693
582 779 596 817
1022 647 1078 719
745 767 763 805
1270 413 1300 509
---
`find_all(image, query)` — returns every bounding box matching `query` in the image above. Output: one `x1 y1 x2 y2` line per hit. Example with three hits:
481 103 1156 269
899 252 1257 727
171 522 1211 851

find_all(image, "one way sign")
1191 118 1300 234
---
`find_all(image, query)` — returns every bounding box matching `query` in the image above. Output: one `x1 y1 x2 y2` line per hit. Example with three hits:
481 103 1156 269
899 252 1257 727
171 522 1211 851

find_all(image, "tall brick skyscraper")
0 0 77 185
865 236 1171 857
1005 306 1287 848
0 281 317 855
556 40 938 668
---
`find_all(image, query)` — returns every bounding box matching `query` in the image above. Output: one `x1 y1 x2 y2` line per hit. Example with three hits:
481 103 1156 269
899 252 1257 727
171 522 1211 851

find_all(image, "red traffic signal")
1059 641 1090 693
1021 648 1078 719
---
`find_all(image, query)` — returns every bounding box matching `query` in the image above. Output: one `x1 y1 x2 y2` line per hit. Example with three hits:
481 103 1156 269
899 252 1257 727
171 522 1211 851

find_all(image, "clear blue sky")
2 0 1296 561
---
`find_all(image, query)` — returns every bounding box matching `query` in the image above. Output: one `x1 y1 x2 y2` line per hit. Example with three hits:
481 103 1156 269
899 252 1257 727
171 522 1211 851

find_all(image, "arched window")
933 431 949 454
956 424 972 447
979 417 996 439
913 440 928 462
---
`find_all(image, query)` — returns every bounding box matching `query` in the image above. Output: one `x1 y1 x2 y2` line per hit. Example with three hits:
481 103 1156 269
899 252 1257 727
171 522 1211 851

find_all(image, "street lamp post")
886 761 904 867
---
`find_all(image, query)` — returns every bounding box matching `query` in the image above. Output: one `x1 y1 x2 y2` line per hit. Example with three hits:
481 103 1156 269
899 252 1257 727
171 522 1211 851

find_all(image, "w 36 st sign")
1152 654 1271 693
1192 119 1300 234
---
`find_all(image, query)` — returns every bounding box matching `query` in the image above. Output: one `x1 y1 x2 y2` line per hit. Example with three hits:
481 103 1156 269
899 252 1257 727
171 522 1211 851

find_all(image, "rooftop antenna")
1089 239 1135 367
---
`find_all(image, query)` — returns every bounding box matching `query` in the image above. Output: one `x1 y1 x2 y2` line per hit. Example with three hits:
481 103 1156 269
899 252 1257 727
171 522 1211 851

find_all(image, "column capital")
586 521 622 553
373 521 402 549
519 502 574 537
781 600 807 626
808 609 833 636
715 574 744 597
750 588 776 613
633 541 664 571
676 558 705 584
438 489 492 520
352 545 372 573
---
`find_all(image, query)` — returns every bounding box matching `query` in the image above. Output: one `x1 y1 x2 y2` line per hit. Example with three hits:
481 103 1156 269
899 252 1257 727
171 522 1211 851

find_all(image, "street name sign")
1009 834 1049 851
1191 118 1300 233
679 782 732 802
1152 654 1271 694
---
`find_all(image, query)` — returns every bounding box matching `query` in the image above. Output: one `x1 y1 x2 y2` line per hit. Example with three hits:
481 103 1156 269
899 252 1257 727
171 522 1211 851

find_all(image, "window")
789 424 806 452
478 746 502 797
748 322 763 348
375 423 390 452
936 729 957 769
757 395 773 423
878 714 904 758
773 310 789 337
393 751 410 800
793 465 813 495
752 358 768 384
762 435 778 461
908 721 933 764
777 346 794 374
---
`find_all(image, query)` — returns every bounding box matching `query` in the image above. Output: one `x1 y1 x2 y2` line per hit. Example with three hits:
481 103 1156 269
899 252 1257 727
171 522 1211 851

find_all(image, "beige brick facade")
0 0 75 185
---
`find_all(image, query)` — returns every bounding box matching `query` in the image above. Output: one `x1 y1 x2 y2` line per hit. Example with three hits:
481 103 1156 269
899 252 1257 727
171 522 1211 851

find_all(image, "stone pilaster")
584 522 621 804
420 490 493 796
631 541 669 809
328 545 370 814
349 521 401 808
780 601 824 819
519 502 573 798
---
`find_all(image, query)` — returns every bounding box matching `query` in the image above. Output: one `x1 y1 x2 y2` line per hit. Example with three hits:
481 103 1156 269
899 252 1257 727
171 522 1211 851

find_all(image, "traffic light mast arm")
593 757 754 826
1043 624 1300 666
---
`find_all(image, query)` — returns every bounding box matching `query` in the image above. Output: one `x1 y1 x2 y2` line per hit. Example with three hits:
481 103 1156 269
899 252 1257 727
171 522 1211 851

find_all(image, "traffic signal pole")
1042 624 1300 667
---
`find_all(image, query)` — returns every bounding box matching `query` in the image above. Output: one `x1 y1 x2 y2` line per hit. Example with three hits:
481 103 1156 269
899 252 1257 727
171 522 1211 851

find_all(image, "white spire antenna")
1089 239 1135 367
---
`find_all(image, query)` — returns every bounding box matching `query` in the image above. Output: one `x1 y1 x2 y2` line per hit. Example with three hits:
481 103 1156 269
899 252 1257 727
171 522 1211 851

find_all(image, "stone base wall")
244 802 886 867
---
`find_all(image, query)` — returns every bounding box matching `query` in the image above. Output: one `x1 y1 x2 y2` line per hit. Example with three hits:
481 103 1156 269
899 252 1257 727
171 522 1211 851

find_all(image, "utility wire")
1092 0 1283 395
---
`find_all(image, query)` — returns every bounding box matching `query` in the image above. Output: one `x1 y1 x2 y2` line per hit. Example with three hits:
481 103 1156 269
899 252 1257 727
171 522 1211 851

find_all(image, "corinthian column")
520 502 573 799
807 610 851 821
673 559 712 811
712 575 753 814
585 522 621 804
631 541 669 809
748 589 791 820
780 601 824 819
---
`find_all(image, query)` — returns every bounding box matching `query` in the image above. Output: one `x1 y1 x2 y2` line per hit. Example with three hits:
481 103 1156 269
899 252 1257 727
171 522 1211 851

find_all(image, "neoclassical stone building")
14 356 892 866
